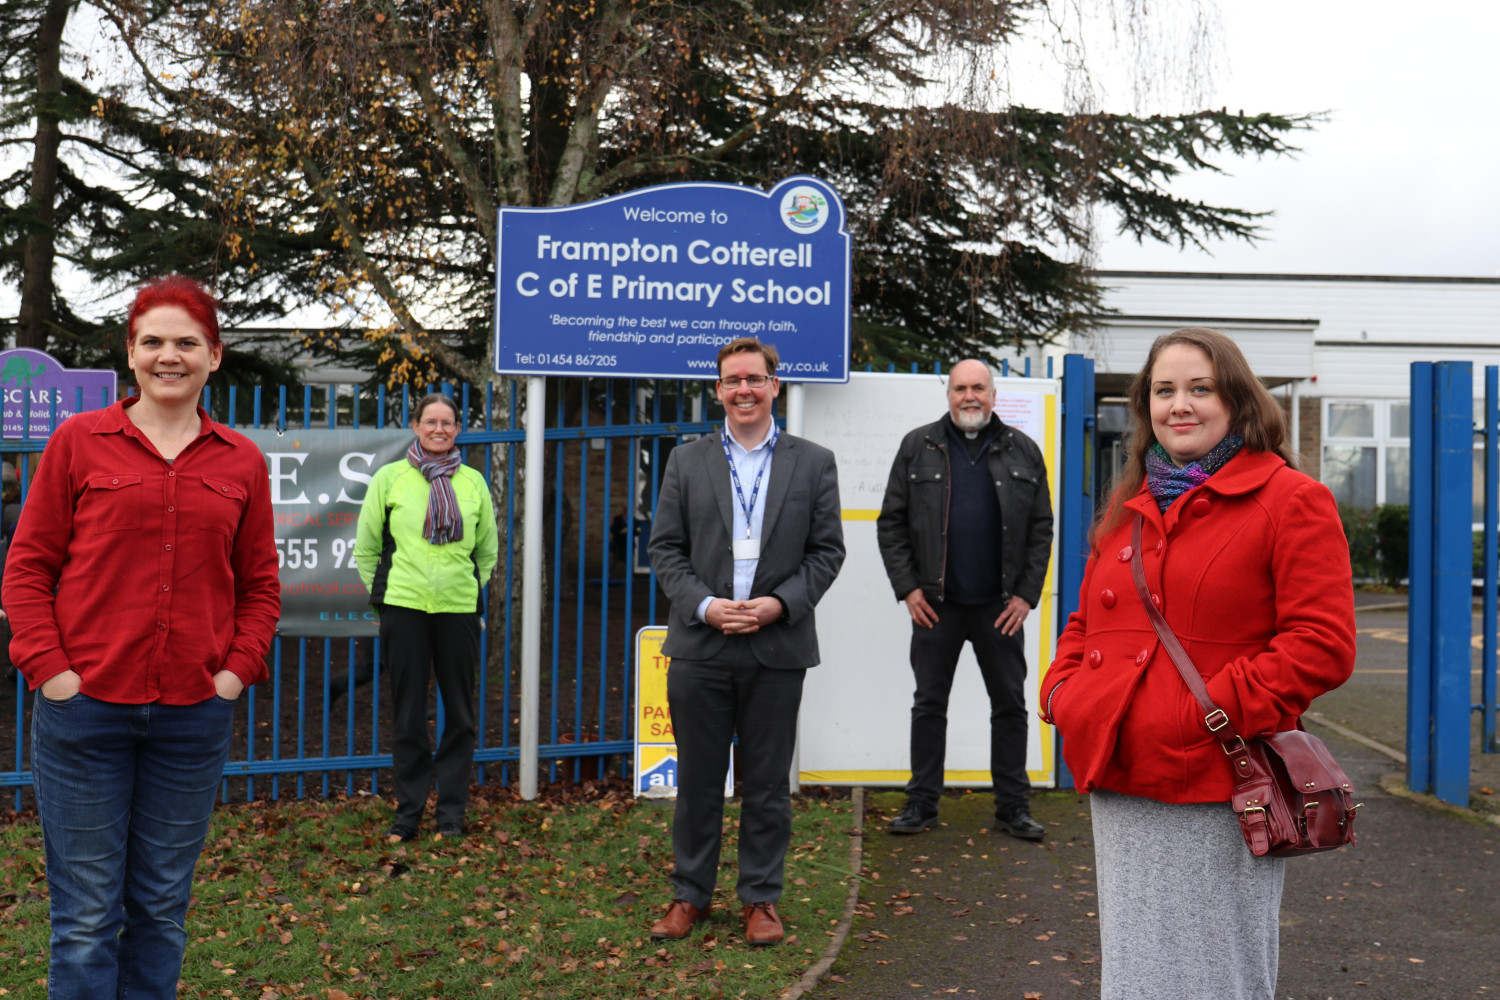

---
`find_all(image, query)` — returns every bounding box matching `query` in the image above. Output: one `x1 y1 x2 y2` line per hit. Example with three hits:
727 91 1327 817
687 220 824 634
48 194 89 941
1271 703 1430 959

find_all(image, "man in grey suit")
647 337 845 947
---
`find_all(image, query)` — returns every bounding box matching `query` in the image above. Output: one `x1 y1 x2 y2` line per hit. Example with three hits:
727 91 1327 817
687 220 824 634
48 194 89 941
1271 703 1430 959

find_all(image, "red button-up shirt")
4 399 281 704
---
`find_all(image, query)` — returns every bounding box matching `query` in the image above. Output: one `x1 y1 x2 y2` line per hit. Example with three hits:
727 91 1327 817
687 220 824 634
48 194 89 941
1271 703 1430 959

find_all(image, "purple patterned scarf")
1144 434 1244 512
407 441 464 545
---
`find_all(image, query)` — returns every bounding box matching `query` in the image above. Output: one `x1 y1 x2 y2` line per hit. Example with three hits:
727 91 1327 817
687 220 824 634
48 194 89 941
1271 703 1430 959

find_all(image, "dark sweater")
944 418 1004 604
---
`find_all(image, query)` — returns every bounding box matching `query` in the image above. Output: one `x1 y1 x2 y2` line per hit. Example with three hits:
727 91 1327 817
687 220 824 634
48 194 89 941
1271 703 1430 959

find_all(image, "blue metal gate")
1408 361 1500 807
3 358 1099 809
1 377 718 809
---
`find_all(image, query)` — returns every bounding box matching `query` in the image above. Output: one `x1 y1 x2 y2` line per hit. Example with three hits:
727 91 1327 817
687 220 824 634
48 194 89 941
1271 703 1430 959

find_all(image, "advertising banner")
242 428 411 636
633 626 734 799
0 348 115 438
495 177 851 382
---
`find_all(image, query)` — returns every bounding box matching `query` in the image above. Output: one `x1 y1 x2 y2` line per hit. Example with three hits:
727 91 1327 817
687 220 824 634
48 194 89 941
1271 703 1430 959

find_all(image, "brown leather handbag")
1129 514 1357 858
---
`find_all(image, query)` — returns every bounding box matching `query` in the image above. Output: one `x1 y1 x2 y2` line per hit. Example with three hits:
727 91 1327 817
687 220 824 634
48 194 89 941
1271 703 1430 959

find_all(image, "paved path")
812 604 1500 998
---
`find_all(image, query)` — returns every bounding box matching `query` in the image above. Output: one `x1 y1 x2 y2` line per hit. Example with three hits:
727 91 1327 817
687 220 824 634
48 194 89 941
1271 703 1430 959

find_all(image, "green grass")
0 787 854 999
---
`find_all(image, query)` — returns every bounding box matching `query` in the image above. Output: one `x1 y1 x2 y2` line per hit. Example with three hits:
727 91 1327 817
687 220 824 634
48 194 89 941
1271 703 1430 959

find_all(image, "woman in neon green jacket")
355 393 499 842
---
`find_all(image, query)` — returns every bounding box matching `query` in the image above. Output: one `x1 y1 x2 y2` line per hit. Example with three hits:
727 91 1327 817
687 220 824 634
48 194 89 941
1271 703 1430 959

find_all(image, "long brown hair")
1092 327 1294 544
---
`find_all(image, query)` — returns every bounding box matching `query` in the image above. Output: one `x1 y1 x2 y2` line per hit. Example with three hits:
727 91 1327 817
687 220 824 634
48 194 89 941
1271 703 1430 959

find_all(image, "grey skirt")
1091 789 1286 1000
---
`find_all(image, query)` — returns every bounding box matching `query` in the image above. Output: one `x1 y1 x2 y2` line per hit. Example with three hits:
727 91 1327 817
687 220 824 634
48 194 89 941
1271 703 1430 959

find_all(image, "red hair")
127 275 221 349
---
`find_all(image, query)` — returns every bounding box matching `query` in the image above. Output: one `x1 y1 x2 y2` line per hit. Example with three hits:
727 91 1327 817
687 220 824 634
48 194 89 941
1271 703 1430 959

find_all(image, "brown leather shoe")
742 901 784 946
650 899 709 940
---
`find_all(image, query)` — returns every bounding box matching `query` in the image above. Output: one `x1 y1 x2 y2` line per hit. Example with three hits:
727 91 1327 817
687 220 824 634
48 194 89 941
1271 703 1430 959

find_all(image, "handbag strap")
1129 513 1248 755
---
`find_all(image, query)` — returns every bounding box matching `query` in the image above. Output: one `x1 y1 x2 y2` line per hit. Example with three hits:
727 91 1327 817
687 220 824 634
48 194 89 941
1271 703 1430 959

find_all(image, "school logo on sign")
780 186 828 234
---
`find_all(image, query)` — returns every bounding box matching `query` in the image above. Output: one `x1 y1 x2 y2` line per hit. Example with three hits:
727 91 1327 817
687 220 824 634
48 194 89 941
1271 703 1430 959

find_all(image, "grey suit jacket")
648 430 845 669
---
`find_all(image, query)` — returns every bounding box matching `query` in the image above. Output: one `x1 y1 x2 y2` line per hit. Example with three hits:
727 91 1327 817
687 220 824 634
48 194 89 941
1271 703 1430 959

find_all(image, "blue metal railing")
5 358 1087 809
1407 362 1435 793
1054 354 1095 790
1 376 715 808
1485 368 1499 757
1408 361 1482 806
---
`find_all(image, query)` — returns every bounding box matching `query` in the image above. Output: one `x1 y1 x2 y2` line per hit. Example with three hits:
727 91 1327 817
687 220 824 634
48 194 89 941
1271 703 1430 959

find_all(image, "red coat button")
1088 650 1103 669
1136 649 1150 665
1151 593 1162 610
1116 545 1133 562
1191 497 1212 517
1155 539 1164 554
1100 589 1116 608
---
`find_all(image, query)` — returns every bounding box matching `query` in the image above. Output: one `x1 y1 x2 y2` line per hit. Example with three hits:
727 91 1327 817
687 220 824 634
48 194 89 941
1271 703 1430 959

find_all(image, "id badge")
733 537 761 560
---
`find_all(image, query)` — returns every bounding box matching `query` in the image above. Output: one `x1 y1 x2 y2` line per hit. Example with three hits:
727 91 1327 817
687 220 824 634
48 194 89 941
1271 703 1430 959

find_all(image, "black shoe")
385 824 418 843
435 823 464 841
994 805 1045 841
889 801 940 835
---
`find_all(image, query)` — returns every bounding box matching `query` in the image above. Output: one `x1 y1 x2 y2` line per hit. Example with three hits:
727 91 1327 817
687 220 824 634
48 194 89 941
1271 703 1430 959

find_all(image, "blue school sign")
494 177 850 381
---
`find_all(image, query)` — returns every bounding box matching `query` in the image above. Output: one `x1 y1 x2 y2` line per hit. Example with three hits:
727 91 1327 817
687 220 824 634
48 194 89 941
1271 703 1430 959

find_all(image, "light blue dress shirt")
694 421 777 622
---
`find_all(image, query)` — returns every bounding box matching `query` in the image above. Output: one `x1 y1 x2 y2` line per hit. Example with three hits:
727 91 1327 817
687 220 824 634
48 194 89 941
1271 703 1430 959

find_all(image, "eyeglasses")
419 419 457 431
719 375 772 390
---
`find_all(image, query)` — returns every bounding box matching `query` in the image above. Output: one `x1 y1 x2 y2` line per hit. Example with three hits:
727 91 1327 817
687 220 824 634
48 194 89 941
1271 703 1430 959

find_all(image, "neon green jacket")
354 459 499 614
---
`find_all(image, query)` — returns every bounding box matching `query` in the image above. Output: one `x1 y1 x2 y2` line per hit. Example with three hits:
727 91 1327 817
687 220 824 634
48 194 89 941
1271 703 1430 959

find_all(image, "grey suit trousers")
666 648 805 908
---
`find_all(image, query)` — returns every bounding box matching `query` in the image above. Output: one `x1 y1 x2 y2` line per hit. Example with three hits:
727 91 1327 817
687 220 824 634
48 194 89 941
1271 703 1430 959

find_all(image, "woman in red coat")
1040 327 1355 1000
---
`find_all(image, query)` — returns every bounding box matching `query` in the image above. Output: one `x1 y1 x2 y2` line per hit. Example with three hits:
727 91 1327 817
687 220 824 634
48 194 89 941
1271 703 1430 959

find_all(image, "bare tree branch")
301 155 485 385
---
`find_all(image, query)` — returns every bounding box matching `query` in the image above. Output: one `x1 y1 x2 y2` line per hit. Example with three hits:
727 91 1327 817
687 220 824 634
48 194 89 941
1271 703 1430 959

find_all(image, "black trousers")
665 648 805 909
906 599 1030 812
380 606 481 829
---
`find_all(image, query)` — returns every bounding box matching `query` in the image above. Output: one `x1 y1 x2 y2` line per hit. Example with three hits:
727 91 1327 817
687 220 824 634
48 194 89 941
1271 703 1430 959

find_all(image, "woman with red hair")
4 275 280 998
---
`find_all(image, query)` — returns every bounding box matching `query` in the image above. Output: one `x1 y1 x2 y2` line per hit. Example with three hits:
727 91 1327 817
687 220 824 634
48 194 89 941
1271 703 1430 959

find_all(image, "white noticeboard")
799 371 1061 789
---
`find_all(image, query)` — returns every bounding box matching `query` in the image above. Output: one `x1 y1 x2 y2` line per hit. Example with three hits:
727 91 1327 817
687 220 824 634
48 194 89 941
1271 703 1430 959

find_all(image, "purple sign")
0 348 117 439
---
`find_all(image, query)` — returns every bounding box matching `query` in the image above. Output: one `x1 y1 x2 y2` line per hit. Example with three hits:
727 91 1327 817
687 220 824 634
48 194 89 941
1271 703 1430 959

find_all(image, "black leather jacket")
876 414 1053 607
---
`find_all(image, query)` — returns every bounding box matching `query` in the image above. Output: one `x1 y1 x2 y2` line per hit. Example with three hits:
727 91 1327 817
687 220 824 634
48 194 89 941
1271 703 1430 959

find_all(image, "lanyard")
721 425 778 539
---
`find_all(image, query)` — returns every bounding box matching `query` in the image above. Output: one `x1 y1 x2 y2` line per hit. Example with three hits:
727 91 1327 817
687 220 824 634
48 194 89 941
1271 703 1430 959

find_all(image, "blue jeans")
31 692 236 1000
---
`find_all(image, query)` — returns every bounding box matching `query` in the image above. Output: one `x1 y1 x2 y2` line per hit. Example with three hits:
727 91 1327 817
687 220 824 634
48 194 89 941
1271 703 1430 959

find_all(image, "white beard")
952 408 988 433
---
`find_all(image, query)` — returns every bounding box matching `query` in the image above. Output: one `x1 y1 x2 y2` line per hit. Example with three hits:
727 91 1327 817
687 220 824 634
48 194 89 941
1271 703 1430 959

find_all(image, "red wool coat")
1040 450 1356 804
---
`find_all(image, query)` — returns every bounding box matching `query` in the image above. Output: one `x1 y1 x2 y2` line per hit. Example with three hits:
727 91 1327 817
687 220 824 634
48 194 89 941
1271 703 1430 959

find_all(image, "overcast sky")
1081 1 1500 277
7 1 1496 326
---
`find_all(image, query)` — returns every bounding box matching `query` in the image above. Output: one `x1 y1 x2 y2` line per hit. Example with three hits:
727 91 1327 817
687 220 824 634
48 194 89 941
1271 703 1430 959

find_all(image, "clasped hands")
705 596 783 635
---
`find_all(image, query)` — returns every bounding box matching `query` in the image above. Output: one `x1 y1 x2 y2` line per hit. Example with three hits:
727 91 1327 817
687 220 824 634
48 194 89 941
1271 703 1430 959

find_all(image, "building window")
1327 402 1374 439
1322 399 1409 507
1324 444 1377 507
